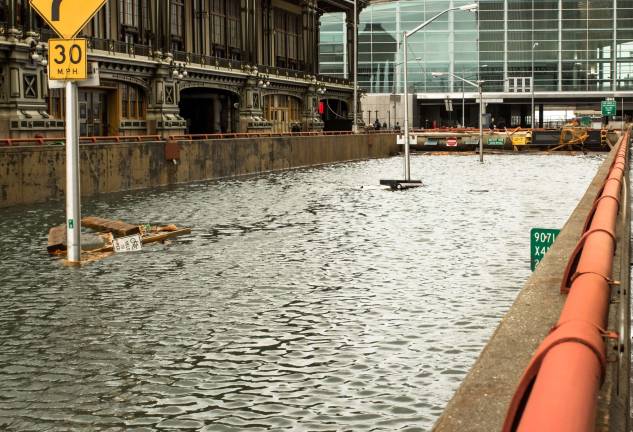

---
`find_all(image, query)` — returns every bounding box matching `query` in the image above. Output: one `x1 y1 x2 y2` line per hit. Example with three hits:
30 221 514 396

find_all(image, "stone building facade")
0 0 364 138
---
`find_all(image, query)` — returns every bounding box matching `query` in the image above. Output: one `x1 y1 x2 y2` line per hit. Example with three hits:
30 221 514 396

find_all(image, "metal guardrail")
167 131 393 140
0 131 395 148
502 130 630 431
0 135 162 147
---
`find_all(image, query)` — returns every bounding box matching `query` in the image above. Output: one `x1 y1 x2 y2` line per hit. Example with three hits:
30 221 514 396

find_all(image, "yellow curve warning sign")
30 0 107 39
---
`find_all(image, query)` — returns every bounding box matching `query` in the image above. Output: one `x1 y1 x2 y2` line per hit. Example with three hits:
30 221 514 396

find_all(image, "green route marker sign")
601 100 617 117
531 228 561 271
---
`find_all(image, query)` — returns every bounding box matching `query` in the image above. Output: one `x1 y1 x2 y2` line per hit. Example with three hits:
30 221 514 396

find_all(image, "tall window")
141 0 149 39
275 9 301 69
192 0 205 54
226 0 240 57
120 0 139 27
120 0 140 44
208 0 242 59
170 0 184 51
171 0 184 40
210 0 227 56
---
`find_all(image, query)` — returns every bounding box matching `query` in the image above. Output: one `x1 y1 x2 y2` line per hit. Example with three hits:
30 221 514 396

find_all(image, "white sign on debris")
112 234 143 253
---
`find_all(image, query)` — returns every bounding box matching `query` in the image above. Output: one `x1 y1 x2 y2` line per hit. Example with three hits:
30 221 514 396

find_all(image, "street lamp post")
460 65 486 128
385 3 478 186
462 66 465 127
433 71 485 163
531 42 538 128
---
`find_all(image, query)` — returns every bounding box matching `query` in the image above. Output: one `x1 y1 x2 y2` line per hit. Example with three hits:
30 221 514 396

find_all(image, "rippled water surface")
0 153 604 431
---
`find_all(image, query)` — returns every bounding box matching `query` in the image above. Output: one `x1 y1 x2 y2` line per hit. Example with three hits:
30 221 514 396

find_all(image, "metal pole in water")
479 83 484 163
352 0 358 134
403 31 411 181
65 81 81 263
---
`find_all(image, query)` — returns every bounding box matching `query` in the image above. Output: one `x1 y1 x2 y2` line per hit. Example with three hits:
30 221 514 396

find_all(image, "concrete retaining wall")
0 134 398 208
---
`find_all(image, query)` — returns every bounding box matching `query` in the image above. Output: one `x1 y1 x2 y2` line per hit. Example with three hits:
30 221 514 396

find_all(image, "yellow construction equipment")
507 127 532 151
549 120 589 152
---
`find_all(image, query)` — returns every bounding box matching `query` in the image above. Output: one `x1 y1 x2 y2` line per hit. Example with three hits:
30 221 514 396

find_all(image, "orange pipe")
503 131 629 431
518 343 602 432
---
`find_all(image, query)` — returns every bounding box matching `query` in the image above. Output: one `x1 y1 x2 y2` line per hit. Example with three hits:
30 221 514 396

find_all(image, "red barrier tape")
503 130 629 432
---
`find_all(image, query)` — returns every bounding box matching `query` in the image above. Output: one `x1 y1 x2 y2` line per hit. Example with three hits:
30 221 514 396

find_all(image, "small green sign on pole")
531 228 561 271
601 100 617 117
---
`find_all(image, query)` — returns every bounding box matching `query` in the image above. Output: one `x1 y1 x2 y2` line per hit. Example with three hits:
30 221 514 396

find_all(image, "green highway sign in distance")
602 100 617 117
531 228 561 271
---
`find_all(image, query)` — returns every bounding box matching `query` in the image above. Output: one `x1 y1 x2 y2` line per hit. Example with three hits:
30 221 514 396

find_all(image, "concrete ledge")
0 134 398 208
432 143 624 432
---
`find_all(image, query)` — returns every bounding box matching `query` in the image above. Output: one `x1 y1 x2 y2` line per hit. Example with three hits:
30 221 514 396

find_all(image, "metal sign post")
65 81 81 262
30 0 108 264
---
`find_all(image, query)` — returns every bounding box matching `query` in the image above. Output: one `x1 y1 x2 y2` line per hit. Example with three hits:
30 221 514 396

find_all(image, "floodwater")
0 153 604 431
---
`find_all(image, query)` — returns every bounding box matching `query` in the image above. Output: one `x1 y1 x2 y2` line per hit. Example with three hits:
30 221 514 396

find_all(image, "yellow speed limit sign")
48 38 87 81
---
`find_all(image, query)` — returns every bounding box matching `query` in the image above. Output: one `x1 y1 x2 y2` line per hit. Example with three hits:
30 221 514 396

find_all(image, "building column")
503 0 509 91
345 10 355 81
0 27 55 137
302 85 324 131
212 95 222 132
557 0 562 92
613 0 617 92
239 66 272 132
7 0 20 39
302 0 318 75
249 0 257 64
149 0 162 57
163 0 172 57
227 97 234 132
269 3 275 66
311 5 320 75
202 2 210 56
146 67 187 137
262 0 270 65
25 2 36 36
240 0 251 64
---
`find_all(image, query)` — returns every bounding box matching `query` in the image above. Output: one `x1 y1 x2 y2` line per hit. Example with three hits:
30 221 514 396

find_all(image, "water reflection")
0 154 603 431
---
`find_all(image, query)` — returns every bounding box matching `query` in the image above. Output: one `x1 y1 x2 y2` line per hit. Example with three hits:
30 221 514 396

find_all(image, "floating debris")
47 216 191 263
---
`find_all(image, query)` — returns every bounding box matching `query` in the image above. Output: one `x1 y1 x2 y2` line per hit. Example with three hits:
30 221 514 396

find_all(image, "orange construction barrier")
503 130 629 432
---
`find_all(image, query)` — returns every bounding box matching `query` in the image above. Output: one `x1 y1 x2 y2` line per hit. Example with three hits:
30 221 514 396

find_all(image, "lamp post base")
380 179 423 190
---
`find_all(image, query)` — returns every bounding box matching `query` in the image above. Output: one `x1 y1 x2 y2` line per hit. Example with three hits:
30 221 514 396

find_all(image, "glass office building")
319 0 633 127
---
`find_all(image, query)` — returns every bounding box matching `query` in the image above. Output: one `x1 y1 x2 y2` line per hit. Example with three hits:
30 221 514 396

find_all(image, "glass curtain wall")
320 0 633 94
356 0 479 94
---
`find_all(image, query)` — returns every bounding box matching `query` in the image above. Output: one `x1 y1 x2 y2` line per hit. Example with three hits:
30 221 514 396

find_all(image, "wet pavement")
0 153 604 431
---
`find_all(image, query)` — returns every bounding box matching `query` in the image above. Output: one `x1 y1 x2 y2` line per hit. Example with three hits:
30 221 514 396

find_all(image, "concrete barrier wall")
0 134 398 208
